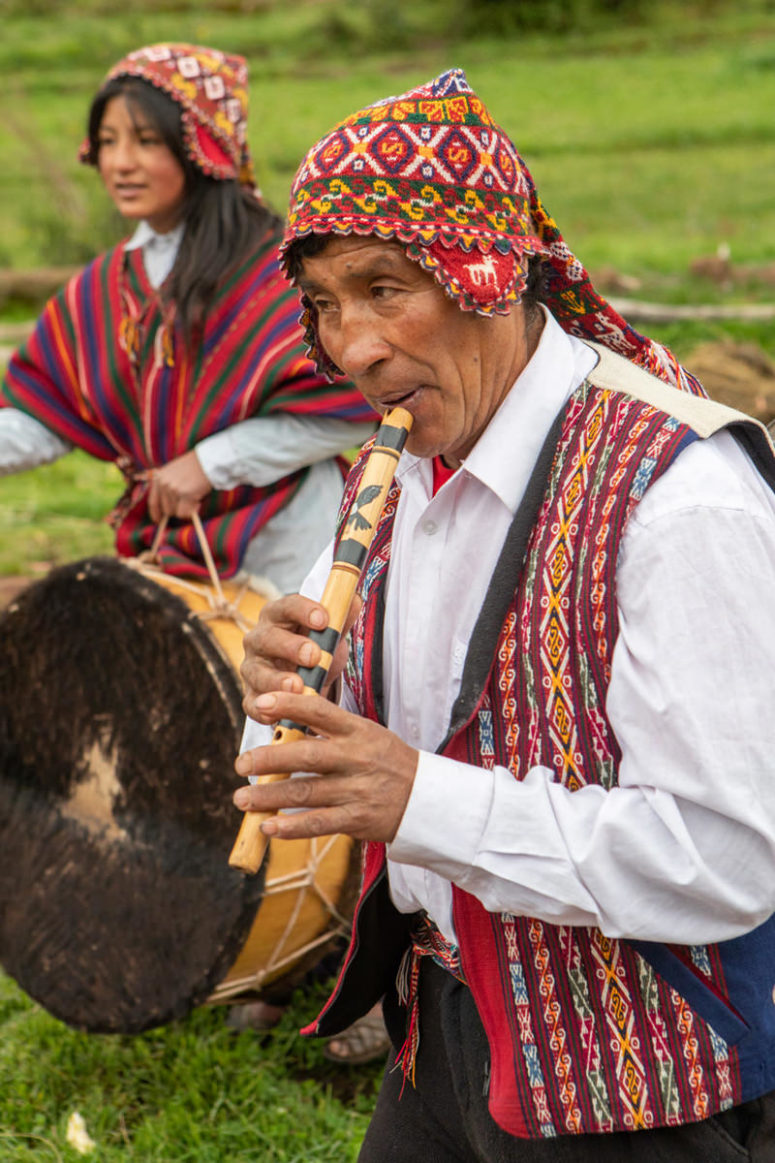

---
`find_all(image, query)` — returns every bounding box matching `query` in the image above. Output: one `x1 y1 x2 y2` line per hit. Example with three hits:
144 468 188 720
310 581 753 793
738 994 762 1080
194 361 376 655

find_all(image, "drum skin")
0 557 355 1033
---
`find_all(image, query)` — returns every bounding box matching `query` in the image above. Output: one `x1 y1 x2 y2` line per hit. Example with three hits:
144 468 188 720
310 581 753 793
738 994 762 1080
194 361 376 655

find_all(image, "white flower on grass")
65 1111 96 1155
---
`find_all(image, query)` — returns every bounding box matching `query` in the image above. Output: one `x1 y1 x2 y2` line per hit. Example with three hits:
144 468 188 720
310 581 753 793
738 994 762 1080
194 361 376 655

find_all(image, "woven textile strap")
393 914 466 1090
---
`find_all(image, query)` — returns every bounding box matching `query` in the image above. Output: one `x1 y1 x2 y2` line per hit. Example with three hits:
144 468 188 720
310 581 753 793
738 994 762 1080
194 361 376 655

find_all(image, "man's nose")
336 309 391 378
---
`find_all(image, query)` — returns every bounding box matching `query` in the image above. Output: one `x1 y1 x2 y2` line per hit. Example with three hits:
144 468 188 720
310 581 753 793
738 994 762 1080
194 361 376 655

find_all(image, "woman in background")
0 43 388 1060
0 43 376 592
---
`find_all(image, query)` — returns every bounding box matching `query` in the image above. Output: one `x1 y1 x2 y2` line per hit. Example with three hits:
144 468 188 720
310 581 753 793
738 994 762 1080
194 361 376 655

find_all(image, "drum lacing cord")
124 519 353 1001
208 835 353 1001
255 833 352 974
126 513 257 634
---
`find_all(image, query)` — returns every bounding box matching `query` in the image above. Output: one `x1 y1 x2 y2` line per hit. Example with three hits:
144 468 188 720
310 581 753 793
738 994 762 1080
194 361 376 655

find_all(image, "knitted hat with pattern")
80 43 255 187
282 68 702 395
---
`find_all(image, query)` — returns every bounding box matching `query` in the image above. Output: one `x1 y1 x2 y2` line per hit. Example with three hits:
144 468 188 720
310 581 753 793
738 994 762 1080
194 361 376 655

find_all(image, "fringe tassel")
119 315 139 364
392 945 422 1093
155 321 175 368
390 917 466 1094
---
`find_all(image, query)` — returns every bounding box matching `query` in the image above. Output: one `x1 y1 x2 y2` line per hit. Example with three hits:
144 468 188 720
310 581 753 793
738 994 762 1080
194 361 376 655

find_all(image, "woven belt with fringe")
393 913 466 1090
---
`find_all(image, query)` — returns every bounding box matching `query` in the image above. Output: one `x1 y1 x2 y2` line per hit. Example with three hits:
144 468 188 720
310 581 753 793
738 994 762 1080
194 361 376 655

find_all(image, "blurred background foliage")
0 0 773 281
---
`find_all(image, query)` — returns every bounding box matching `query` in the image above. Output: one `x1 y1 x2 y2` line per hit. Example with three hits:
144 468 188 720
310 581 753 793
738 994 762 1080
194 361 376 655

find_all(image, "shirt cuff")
0 407 72 473
195 430 233 489
389 750 496 871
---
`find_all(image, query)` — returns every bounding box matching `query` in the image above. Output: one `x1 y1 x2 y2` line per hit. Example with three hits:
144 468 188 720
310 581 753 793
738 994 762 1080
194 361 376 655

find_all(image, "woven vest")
307 348 775 1138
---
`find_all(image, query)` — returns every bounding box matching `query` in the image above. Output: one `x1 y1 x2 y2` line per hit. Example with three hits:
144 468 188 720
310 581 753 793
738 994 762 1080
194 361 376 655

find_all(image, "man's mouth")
374 386 425 413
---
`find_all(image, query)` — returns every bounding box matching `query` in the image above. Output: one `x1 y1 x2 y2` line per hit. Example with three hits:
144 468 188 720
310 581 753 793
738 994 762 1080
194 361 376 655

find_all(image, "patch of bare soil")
0 576 32 607
685 341 775 426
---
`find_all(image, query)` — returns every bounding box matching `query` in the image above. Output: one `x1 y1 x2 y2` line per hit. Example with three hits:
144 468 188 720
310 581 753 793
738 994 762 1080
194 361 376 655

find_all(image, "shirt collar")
124 220 185 253
396 308 598 512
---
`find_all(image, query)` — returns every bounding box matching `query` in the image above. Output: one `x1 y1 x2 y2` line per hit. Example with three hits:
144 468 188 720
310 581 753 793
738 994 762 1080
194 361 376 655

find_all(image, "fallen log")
0 268 79 307
0 321 34 345
609 298 775 323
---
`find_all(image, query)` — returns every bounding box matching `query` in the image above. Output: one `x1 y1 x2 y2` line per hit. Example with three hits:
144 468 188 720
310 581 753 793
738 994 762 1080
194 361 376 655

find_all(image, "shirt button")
423 519 438 536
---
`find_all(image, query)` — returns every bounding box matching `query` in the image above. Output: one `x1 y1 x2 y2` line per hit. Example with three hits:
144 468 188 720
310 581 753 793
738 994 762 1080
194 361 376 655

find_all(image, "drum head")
0 557 265 1033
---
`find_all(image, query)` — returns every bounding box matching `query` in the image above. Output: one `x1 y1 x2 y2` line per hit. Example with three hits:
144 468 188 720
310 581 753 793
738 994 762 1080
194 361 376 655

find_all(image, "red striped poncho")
1 228 374 577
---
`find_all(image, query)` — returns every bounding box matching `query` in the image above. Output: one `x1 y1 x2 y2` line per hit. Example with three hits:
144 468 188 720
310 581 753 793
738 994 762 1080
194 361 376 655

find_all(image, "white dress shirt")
0 222 375 593
244 308 775 946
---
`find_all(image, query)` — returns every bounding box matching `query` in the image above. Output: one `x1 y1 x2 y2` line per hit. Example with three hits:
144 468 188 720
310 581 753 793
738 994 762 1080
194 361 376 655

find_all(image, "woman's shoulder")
63 241 128 292
220 226 294 301
41 242 130 329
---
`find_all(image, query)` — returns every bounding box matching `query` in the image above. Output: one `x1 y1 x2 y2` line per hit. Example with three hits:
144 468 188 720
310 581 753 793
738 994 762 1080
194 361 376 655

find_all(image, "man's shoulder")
585 342 775 505
585 342 765 442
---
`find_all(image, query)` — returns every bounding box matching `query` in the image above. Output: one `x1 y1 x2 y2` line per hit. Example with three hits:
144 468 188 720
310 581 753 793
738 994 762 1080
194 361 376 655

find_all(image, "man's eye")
372 284 399 299
314 299 337 314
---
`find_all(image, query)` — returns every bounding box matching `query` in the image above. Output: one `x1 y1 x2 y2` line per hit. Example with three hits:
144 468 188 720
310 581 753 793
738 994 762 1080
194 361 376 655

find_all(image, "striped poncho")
1 228 374 577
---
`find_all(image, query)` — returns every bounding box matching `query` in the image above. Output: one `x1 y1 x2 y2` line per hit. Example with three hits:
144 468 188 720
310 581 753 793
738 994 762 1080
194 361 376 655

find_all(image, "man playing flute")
233 69 775 1161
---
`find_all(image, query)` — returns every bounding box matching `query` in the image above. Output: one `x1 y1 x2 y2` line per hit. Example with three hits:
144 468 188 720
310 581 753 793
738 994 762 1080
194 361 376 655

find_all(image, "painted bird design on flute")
345 484 383 532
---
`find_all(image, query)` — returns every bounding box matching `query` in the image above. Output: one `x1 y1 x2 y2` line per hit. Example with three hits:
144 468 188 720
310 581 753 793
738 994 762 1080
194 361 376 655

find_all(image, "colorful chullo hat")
80 43 256 187
282 68 702 395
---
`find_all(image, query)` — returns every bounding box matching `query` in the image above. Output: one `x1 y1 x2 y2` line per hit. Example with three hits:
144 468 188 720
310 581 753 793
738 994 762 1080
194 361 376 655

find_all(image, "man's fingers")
262 807 353 841
235 727 347 783
232 777 364 841
241 595 331 683
264 624 320 670
244 690 350 737
262 593 329 635
240 666 304 717
235 773 334 811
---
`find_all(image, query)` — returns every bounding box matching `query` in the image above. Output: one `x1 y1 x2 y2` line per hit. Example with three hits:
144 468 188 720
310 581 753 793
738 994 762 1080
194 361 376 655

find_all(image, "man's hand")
240 591 360 713
147 450 212 522
233 690 418 843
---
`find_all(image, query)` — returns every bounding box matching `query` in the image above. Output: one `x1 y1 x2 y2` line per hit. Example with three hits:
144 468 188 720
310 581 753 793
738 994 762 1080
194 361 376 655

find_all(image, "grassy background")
0 971 377 1161
1 0 775 280
1 1 775 1157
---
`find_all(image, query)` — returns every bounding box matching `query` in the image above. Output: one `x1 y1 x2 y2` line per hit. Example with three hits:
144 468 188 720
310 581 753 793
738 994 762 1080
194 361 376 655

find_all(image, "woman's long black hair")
86 77 283 344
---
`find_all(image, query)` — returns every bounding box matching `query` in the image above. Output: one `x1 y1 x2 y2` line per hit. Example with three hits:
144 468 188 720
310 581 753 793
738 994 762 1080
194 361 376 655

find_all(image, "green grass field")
0 971 379 1161
1 0 775 277
1 1 775 1158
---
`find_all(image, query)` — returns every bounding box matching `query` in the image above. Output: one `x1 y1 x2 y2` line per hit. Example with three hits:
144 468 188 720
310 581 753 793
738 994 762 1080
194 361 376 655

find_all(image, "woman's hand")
147 450 212 521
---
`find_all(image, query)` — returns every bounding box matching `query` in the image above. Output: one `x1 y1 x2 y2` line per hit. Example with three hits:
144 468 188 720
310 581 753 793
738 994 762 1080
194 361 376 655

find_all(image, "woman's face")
96 94 187 234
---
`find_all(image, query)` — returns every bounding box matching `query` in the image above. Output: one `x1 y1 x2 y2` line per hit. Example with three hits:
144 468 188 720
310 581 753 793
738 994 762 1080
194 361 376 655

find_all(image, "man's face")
299 237 536 467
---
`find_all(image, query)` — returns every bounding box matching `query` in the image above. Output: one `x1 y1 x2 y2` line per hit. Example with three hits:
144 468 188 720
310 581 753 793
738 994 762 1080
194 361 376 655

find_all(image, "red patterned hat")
80 43 255 187
282 69 702 395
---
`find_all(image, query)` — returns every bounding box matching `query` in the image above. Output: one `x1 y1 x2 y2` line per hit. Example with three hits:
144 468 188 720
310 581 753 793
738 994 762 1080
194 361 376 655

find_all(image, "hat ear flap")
405 240 532 316
192 121 233 176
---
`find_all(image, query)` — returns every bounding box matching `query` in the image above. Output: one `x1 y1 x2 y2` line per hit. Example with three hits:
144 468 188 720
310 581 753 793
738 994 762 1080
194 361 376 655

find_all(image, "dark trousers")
359 959 775 1162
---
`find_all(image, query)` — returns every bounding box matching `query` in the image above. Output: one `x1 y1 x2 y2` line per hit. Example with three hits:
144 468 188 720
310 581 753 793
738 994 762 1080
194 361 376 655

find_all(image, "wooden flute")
228 406 413 874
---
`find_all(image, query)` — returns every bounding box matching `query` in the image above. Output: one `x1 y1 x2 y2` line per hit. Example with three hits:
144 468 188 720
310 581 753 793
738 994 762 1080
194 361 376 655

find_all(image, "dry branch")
609 298 775 323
